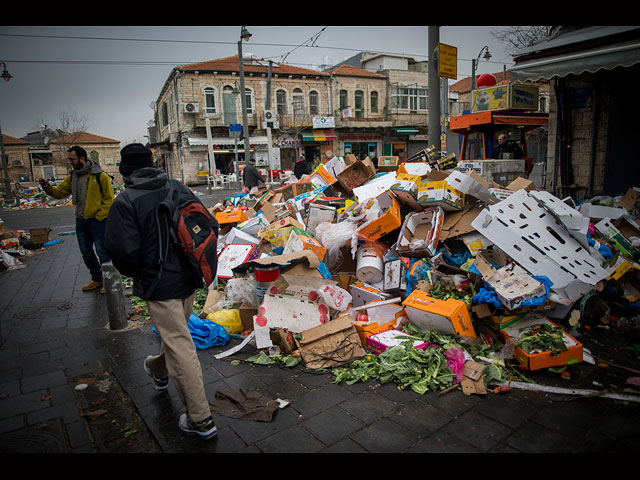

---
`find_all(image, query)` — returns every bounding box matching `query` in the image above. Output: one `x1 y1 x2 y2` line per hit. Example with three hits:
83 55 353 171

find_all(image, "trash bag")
315 220 358 271
207 309 243 334
188 313 230 349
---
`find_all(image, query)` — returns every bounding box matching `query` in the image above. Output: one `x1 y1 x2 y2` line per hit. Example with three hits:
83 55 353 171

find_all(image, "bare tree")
491 26 554 56
57 106 90 144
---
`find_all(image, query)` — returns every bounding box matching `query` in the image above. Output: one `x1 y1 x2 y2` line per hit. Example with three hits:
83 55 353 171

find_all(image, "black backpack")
155 180 219 290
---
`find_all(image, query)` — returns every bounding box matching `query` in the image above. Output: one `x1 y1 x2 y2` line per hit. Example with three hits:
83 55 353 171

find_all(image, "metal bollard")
102 261 129 330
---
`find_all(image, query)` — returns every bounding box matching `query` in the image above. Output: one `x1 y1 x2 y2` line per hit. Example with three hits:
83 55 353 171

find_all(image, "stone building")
510 25 640 198
48 132 122 184
0 134 31 187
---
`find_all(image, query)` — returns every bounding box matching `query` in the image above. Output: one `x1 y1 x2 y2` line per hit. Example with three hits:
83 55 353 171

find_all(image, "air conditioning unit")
263 110 276 122
183 102 199 113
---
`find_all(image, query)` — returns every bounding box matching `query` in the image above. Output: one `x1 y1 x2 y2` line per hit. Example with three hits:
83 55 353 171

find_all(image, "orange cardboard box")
216 209 249 225
283 227 327 261
402 290 476 339
500 314 583 371
356 191 402 241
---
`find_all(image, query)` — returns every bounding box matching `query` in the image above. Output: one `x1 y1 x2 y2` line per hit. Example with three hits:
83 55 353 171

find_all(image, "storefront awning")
186 136 269 147
300 129 336 141
510 27 640 82
394 127 419 135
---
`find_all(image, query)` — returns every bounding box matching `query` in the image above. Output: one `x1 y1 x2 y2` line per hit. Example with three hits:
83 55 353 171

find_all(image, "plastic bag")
225 276 259 308
152 314 229 349
443 347 466 384
207 309 243 334
314 220 358 271
317 284 352 312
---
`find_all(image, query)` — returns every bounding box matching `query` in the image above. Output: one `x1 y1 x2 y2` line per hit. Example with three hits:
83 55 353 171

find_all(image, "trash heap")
0 220 64 271
199 151 640 397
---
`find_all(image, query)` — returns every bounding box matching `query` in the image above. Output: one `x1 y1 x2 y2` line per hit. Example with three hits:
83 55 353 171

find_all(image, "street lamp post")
471 46 492 91
237 26 252 189
1 62 13 205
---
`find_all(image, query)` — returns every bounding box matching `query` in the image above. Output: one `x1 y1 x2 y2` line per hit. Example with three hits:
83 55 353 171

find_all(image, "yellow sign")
196 171 209 177
438 43 457 80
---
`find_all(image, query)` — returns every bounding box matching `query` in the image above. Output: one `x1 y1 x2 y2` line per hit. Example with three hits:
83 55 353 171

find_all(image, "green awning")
394 127 418 135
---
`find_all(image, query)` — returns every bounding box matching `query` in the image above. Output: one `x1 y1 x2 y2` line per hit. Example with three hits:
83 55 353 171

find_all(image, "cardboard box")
217 244 260 279
283 227 327 261
295 314 365 370
396 207 444 258
352 172 398 203
269 327 297 353
216 209 250 225
460 231 493 256
472 190 609 305
224 227 260 246
238 304 257 331
390 173 422 209
355 191 402 241
595 217 640 260
608 257 640 302
366 329 431 354
377 156 400 172
397 162 432 177
486 263 547 311
506 176 536 192
617 187 639 212
501 314 582 371
417 180 464 212
403 290 476 339
258 217 306 249
337 158 376 191
383 258 409 293
350 281 390 307
237 213 270 237
306 203 336 235
30 227 52 244
307 166 336 189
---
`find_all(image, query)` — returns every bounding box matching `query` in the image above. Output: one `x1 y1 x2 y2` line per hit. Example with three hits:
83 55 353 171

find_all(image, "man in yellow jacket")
39 146 114 293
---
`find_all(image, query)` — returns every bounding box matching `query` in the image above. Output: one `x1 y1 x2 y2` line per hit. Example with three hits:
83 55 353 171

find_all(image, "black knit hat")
119 143 154 177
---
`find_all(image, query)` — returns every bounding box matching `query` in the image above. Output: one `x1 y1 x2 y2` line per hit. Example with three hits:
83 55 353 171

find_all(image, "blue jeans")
76 217 110 282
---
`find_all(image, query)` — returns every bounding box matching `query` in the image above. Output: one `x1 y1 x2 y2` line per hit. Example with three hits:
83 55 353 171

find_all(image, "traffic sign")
438 43 457 80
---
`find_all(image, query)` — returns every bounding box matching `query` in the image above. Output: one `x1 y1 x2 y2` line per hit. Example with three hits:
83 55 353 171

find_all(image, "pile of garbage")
195 151 640 399
0 220 65 271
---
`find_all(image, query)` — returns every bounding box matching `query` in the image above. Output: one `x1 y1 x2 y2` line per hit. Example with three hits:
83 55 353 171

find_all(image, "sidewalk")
1 193 640 453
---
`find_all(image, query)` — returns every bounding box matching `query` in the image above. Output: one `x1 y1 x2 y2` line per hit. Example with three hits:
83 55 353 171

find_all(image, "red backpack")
156 180 219 288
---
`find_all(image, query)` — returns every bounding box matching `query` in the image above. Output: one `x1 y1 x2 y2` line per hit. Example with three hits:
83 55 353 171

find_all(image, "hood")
124 167 168 190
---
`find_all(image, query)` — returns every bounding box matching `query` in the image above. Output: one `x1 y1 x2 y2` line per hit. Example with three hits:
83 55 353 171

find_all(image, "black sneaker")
143 356 169 392
178 414 218 440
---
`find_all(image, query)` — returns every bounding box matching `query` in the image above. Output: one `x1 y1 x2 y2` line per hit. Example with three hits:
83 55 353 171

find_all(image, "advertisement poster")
471 86 509 112
472 85 540 112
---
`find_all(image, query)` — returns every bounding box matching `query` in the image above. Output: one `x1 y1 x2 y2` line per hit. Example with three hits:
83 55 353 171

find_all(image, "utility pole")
428 26 441 151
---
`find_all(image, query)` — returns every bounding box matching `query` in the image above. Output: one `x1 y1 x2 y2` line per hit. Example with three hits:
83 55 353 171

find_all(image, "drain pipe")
102 262 128 330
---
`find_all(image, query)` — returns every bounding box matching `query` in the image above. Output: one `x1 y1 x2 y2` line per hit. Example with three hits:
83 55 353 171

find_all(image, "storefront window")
463 131 484 160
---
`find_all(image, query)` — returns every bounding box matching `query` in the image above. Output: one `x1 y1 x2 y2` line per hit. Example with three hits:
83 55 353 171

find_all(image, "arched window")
244 87 254 114
355 90 364 118
293 88 304 115
89 150 99 163
204 87 216 114
223 85 238 125
339 90 348 110
276 89 287 114
309 90 319 115
371 91 378 113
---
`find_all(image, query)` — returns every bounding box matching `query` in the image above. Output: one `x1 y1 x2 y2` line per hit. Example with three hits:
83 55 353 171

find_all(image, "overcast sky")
0 26 515 146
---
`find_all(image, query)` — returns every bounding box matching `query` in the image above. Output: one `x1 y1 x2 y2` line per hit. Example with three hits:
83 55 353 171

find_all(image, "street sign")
229 123 242 138
438 43 457 80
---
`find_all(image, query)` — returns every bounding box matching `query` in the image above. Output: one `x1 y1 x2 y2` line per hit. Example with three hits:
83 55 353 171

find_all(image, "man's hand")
38 178 50 190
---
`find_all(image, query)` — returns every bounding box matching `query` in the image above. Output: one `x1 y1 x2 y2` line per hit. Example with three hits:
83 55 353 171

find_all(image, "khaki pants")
146 293 211 423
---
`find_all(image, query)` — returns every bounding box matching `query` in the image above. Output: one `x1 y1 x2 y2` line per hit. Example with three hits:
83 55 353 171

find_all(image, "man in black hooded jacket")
104 143 218 440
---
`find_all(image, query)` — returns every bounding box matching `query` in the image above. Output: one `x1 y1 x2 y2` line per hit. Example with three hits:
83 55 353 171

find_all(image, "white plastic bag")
314 220 358 271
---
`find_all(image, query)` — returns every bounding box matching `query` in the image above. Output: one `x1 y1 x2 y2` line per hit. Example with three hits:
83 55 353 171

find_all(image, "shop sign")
438 43 457 80
313 116 335 129
279 137 301 148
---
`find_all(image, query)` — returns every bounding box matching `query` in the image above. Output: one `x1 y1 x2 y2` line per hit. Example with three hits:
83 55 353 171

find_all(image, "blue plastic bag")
153 313 229 349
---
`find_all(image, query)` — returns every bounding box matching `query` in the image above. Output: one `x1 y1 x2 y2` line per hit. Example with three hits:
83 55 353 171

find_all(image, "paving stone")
21 370 68 393
350 418 419 453
338 390 397 424
0 390 51 418
504 420 572 453
228 404 301 445
408 430 482 453
321 438 368 453
301 407 364 446
391 399 452 434
256 424 325 453
291 382 354 418
440 410 513 451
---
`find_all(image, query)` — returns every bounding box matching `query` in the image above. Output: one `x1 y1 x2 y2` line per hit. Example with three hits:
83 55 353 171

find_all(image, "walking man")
104 143 218 440
242 157 265 194
39 146 113 294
